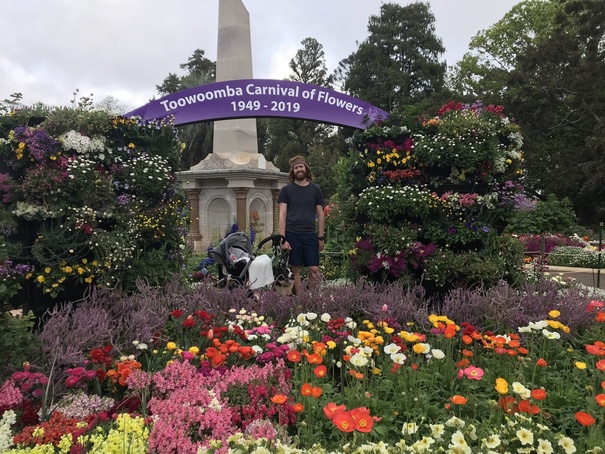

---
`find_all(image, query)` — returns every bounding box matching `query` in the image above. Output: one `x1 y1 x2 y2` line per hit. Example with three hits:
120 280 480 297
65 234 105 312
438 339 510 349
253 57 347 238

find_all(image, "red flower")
333 410 356 433
518 399 540 415
576 411 596 426
350 407 374 433
287 350 302 363
313 365 327 378
498 395 518 414
170 309 183 317
182 316 195 328
586 300 604 312
531 388 547 400
596 359 605 371
586 341 605 356
596 394 605 407
323 402 346 420
536 358 548 367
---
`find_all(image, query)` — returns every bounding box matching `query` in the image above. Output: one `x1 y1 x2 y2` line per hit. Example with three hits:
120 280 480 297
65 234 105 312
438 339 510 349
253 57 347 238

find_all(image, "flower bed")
1 280 604 452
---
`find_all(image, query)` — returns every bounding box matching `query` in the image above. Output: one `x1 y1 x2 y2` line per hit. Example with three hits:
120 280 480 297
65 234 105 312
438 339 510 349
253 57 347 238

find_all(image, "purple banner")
125 79 389 129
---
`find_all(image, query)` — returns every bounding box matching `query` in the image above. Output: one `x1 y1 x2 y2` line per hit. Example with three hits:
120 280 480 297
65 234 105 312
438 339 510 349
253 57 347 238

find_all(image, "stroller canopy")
209 232 253 269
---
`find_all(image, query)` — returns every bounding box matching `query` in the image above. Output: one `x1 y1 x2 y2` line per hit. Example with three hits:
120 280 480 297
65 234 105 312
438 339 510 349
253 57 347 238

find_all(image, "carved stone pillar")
271 188 280 234
234 188 249 232
185 188 202 246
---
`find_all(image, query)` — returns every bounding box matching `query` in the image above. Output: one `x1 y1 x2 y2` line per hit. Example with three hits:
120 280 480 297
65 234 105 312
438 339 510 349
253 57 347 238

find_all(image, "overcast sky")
1 1 521 112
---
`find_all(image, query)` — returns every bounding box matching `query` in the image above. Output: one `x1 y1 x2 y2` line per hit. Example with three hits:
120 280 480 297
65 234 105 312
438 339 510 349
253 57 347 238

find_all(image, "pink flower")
463 365 484 381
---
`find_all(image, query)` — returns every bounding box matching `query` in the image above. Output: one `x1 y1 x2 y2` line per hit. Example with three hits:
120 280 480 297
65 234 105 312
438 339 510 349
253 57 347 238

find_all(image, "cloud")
0 0 521 111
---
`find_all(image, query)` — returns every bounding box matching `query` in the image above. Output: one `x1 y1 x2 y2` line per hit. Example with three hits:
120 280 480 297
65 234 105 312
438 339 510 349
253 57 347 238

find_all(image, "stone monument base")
178 153 288 252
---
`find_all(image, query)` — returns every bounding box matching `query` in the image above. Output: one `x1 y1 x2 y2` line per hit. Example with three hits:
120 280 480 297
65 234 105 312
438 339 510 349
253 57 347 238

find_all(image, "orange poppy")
305 352 324 365
461 349 473 357
576 411 596 426
444 324 457 339
456 358 470 368
313 341 327 355
450 395 467 405
311 386 323 398
517 347 529 355
531 389 547 401
287 350 302 363
596 311 605 322
333 410 356 432
596 359 605 371
292 402 305 413
300 383 313 397
507 349 517 356
349 369 364 380
461 335 473 345
596 394 605 407
536 358 548 367
602 381 605 390
508 340 521 348
271 394 287 405
313 365 328 378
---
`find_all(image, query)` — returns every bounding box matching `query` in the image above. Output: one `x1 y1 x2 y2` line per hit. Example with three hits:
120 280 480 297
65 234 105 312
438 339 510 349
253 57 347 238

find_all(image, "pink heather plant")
146 361 236 454
142 359 295 453
0 380 23 409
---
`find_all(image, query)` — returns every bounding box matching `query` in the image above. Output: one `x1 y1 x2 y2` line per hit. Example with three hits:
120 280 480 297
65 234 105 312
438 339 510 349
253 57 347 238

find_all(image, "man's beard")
295 170 306 181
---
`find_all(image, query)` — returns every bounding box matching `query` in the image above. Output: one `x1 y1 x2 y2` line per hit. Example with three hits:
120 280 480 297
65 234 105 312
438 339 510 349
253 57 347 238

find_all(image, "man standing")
278 156 325 295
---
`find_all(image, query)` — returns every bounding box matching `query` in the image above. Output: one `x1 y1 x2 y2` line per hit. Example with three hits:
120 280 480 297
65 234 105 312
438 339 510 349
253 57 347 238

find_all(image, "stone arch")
248 191 271 238
205 196 233 242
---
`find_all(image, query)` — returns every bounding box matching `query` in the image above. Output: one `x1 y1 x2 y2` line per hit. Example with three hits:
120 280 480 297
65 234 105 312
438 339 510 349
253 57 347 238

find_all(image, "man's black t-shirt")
278 182 324 234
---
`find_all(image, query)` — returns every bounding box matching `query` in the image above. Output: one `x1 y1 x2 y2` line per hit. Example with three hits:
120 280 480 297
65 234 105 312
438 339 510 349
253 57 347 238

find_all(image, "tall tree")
156 49 216 169
447 0 561 101
335 2 446 112
506 0 605 224
288 37 334 87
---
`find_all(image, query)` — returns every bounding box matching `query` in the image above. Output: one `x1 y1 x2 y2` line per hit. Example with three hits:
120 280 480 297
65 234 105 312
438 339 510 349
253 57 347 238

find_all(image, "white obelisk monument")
178 0 287 251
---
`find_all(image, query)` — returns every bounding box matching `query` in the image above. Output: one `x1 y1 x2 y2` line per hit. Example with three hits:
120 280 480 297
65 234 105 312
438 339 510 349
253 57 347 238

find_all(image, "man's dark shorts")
286 232 319 267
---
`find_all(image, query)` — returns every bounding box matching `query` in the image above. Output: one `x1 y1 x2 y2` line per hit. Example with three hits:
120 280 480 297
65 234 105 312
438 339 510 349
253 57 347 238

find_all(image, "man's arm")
279 202 291 250
279 202 287 237
316 204 325 251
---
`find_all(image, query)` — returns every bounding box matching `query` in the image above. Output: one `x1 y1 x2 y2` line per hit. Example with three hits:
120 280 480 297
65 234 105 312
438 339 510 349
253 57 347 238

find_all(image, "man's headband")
289 156 306 167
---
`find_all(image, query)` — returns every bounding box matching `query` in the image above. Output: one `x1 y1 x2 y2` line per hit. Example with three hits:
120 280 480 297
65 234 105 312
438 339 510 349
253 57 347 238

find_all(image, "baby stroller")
208 232 289 291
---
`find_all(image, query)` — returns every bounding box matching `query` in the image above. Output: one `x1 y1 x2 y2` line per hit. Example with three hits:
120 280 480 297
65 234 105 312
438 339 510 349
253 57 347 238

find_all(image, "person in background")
278 155 325 295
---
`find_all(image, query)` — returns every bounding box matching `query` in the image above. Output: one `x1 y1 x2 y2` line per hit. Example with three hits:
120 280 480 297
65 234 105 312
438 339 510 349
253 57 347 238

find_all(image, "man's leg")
308 265 321 291
292 265 301 296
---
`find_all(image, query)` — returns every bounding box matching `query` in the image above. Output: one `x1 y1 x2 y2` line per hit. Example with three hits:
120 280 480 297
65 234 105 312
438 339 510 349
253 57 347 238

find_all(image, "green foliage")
423 234 524 289
447 0 561 99
504 0 605 225
0 311 41 379
336 2 446 111
505 194 582 235
156 49 215 169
